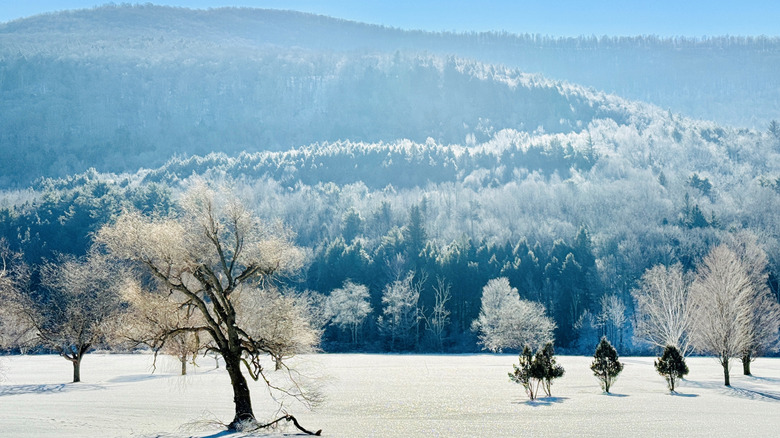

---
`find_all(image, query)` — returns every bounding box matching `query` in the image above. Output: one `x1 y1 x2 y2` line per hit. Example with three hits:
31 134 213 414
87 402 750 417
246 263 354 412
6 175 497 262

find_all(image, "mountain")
1 4 778 187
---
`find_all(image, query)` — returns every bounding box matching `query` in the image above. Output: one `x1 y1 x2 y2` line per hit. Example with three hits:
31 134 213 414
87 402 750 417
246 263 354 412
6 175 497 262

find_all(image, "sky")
1 1 779 37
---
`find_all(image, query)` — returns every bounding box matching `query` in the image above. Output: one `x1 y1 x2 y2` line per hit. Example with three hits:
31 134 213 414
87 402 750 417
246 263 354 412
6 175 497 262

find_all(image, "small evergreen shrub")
509 343 565 400
591 336 623 393
655 345 689 392
537 342 565 397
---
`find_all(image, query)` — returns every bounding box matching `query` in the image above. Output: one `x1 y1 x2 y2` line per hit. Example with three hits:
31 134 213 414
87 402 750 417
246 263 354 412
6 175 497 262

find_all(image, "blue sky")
1 1 779 37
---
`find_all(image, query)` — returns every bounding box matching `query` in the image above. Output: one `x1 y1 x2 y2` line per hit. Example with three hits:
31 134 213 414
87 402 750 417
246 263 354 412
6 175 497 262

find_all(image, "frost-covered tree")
591 337 623 393
423 277 451 351
632 264 694 355
120 279 207 376
597 294 626 350
0 240 35 351
4 251 123 382
727 233 780 375
654 345 688 392
327 280 372 345
690 245 756 386
378 272 422 350
95 181 320 433
472 277 554 352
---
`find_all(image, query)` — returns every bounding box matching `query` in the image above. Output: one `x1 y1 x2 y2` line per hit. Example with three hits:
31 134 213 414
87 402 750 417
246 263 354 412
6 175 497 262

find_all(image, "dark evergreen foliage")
591 337 623 393
509 342 564 400
654 345 689 392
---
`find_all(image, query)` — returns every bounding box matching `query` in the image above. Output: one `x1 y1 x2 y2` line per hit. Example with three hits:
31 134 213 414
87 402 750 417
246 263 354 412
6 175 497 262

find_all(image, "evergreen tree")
654 345 689 392
509 345 545 400
537 342 565 397
591 336 623 393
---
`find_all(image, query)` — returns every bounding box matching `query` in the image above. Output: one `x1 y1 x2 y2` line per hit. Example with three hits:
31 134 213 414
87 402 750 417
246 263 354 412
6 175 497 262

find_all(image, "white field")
1 353 779 437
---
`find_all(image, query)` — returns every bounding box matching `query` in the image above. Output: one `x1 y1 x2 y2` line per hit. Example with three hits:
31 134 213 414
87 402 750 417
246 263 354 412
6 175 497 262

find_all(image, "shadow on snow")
0 383 104 396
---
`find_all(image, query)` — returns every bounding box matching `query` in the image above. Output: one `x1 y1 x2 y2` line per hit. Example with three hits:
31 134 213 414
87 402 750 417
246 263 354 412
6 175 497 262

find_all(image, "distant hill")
1 4 778 187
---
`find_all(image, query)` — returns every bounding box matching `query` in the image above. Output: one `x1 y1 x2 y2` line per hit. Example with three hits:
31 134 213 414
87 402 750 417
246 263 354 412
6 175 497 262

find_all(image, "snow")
1 353 779 437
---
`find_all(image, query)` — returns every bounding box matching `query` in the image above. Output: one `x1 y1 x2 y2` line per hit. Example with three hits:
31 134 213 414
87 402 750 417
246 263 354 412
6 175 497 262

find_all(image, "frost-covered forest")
1 5 780 356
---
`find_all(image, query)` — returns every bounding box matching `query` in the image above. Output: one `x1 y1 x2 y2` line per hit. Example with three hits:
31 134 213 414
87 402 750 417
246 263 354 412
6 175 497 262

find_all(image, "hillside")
1 5 779 187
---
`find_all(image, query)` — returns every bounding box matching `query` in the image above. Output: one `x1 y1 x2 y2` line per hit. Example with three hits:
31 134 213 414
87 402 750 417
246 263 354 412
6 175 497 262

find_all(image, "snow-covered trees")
95 181 319 432
378 273 422 350
632 264 694 355
654 345 688 392
472 277 555 352
591 337 623 393
327 280 372 345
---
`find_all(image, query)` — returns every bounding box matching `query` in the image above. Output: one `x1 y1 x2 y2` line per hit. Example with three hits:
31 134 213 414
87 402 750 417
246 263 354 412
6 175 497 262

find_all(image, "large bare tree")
632 263 694 355
690 245 758 386
726 232 780 375
95 182 320 433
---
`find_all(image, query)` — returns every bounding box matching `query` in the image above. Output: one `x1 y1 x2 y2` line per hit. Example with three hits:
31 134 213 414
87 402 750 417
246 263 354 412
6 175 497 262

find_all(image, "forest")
1 5 780 356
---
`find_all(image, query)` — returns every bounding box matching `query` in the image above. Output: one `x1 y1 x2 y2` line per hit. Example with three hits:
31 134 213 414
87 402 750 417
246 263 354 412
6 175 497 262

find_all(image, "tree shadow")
524 396 569 406
746 375 780 384
602 392 628 397
107 373 167 383
0 383 104 396
668 391 699 398
684 379 780 402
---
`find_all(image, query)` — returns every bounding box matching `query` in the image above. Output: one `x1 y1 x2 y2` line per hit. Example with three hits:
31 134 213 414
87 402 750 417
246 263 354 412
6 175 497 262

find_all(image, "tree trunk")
722 359 731 386
224 352 254 429
181 356 187 376
742 351 752 376
72 356 81 383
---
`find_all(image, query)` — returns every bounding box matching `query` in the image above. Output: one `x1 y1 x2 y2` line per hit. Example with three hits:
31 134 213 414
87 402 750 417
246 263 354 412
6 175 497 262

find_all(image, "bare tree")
423 276 451 351
327 280 372 345
120 279 207 376
726 232 780 375
632 263 694 355
377 272 422 350
690 245 757 386
3 250 122 382
597 294 626 350
472 277 555 352
95 181 320 433
0 240 35 351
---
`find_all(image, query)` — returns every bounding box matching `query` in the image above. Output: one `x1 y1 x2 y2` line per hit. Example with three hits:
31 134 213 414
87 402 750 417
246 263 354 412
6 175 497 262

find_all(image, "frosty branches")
690 245 758 386
327 280 372 345
632 263 694 355
95 181 318 430
378 272 422 350
472 277 555 352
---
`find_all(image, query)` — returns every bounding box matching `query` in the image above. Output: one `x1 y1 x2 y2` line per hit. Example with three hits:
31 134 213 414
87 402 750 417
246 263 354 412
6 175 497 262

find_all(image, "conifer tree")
509 345 544 400
538 342 565 397
591 336 623 393
655 345 689 392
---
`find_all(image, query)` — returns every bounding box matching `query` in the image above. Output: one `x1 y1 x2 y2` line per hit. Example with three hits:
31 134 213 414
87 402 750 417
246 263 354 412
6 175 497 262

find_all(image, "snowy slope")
1 354 779 437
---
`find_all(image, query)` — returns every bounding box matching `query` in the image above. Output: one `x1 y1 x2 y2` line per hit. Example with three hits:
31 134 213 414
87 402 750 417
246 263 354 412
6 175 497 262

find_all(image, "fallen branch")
257 415 321 436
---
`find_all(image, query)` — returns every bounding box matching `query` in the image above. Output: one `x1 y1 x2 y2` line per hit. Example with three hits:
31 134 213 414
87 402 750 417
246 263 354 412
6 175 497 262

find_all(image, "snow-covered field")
1 353 779 437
